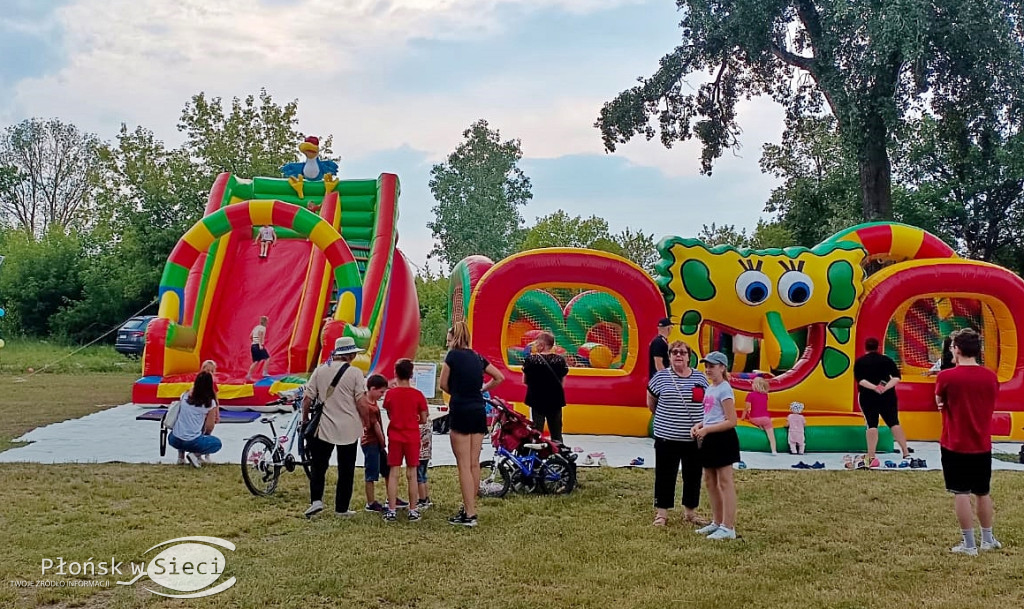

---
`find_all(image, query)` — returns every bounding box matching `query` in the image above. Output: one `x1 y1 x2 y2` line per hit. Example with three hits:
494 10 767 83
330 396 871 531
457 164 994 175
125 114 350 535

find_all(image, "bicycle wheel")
539 455 576 495
502 457 535 495
241 435 280 496
297 433 313 479
479 459 508 498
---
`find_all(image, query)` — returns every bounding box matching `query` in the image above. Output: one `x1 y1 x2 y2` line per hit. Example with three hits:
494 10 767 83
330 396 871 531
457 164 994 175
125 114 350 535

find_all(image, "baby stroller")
480 397 577 497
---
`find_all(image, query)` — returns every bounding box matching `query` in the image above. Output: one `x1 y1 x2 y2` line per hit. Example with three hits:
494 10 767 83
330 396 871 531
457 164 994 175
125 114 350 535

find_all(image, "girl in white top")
255 225 276 258
691 351 741 540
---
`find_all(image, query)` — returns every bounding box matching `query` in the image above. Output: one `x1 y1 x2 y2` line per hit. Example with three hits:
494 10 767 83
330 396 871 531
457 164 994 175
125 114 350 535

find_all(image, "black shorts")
860 400 900 429
941 447 992 496
250 344 270 363
449 407 488 435
699 429 741 469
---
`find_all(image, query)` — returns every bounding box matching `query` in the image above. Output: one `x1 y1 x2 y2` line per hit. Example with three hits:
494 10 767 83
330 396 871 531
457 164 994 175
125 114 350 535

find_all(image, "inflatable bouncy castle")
454 222 1024 450
133 170 419 406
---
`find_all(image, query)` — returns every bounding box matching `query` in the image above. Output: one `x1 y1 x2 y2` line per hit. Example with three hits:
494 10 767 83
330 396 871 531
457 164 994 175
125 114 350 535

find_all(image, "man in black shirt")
522 331 570 441
648 317 673 380
853 337 912 466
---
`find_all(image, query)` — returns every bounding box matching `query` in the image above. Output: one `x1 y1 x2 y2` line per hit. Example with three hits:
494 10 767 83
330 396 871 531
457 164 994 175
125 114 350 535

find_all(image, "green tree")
696 222 750 247
596 0 1024 221
0 118 100 236
894 114 1024 264
520 211 614 250
178 88 330 180
613 227 658 274
761 116 861 246
0 228 85 337
427 119 532 269
748 219 795 249
414 268 450 348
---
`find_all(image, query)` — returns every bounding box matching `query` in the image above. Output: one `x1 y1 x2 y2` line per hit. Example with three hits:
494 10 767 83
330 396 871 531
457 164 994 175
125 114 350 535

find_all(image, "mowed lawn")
0 364 1023 607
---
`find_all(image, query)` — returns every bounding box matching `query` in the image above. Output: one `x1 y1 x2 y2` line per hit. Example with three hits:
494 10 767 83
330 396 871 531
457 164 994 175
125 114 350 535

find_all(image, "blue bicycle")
479 397 577 497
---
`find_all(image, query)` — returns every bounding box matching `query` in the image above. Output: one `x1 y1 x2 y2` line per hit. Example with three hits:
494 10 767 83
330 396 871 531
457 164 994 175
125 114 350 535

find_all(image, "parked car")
115 315 155 357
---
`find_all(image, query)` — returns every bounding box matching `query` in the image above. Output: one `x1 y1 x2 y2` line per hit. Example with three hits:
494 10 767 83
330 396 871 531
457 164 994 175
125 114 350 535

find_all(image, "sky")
0 0 785 272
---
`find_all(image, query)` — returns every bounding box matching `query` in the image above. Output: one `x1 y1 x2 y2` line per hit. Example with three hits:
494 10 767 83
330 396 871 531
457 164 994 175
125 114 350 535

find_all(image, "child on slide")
255 225 276 259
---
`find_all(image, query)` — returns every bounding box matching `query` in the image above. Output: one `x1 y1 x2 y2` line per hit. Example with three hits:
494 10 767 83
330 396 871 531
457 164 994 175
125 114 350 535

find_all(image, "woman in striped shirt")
646 340 709 527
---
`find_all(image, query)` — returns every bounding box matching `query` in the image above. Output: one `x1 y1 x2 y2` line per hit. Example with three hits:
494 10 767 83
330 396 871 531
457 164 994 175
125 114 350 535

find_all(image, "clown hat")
299 136 320 154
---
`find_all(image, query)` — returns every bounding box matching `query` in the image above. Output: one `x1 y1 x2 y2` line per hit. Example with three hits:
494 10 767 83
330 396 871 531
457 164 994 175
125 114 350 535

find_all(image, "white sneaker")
176 458 187 465
950 542 978 556
334 510 358 518
185 453 201 469
981 539 1002 551
304 500 325 518
707 527 737 540
695 523 720 535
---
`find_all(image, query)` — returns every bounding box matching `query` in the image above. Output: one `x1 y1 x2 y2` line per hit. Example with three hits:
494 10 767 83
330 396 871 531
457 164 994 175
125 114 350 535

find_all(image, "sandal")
653 514 668 527
684 514 709 526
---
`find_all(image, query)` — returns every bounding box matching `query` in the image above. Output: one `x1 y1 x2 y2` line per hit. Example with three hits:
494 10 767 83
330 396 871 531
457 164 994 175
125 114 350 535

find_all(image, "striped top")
647 368 709 441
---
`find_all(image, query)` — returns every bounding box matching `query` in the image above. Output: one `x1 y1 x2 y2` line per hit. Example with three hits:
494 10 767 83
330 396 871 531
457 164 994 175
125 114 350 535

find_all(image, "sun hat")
331 336 364 356
699 351 729 367
789 401 805 414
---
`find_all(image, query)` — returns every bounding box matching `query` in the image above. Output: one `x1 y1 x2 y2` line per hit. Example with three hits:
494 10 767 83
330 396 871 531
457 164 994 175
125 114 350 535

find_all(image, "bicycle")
479 397 577 498
481 444 576 497
240 388 313 496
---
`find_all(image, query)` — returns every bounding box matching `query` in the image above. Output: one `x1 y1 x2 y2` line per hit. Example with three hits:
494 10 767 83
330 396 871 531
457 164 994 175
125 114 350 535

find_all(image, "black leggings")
308 436 358 512
531 408 563 442
654 438 702 510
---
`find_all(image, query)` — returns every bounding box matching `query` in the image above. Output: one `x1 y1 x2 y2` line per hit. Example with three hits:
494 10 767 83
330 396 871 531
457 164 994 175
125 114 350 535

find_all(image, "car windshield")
122 319 146 330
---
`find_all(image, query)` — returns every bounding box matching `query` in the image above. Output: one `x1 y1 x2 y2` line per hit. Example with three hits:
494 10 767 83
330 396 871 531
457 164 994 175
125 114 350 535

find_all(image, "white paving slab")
1 404 1022 473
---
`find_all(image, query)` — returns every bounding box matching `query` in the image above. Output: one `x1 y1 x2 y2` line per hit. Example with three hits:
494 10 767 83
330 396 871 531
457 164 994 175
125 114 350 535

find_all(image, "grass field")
0 345 1022 608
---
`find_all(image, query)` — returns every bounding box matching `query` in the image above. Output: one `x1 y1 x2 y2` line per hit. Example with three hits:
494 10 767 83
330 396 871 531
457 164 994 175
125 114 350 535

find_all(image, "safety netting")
504 288 630 369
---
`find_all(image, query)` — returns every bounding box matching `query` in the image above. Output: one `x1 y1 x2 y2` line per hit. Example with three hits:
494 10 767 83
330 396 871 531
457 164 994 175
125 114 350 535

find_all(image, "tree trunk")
857 116 892 221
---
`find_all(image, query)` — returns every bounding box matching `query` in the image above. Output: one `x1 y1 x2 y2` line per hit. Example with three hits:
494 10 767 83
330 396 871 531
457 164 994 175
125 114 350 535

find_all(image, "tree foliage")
761 116 861 246
0 90 320 342
596 0 1024 221
521 211 614 250
178 88 327 181
696 220 794 249
428 119 532 269
0 118 100 235
894 114 1024 264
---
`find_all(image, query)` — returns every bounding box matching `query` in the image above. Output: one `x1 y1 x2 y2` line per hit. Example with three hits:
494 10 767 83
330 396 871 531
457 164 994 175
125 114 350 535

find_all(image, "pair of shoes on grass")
791 461 824 469
694 523 737 540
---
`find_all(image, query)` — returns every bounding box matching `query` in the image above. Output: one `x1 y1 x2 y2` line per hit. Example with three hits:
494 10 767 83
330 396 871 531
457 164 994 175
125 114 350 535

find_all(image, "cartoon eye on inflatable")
777 263 814 307
736 269 772 305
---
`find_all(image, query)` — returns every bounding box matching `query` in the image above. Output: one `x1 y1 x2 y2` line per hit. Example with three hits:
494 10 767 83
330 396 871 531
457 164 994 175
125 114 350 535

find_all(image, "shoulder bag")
303 363 350 441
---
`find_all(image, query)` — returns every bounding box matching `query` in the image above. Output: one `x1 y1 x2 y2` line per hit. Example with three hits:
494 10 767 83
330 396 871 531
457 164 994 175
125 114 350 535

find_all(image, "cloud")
0 0 791 272
0 1 70 94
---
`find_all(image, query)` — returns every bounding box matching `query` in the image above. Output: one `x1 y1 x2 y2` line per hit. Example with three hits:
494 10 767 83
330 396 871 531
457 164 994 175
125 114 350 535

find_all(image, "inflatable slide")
133 172 419 406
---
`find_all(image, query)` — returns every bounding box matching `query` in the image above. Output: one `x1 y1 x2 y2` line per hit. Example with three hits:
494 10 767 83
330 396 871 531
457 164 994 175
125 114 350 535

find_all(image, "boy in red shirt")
935 328 1001 556
383 359 429 522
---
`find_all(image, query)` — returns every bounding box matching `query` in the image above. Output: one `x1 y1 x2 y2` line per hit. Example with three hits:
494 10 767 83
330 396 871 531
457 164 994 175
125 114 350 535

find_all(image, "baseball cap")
700 351 729 367
657 317 673 328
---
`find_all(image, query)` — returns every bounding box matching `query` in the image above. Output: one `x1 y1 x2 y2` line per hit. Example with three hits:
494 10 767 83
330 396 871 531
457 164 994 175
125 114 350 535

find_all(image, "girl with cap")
692 350 741 540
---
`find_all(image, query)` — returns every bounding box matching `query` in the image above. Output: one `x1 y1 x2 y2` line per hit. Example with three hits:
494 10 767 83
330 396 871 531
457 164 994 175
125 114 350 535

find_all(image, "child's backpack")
159 401 182 457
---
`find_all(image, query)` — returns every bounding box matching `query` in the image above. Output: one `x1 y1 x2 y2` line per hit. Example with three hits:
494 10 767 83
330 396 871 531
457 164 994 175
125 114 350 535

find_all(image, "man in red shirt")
383 358 429 522
935 328 1001 556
